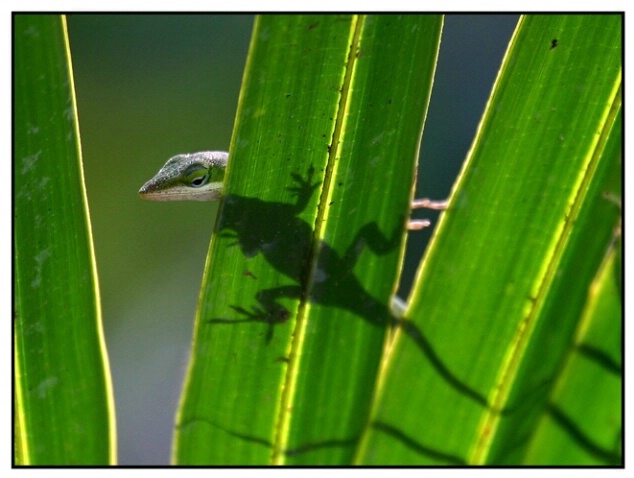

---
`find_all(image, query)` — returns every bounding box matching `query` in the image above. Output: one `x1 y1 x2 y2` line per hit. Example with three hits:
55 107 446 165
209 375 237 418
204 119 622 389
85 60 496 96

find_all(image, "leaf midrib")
271 14 365 464
469 77 622 465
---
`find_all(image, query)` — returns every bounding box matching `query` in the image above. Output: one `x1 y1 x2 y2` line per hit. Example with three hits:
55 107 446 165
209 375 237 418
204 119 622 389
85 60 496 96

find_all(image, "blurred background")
66 14 519 465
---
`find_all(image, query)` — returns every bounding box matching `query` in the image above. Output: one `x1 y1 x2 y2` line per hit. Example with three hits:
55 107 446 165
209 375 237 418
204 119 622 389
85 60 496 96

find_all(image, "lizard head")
139 151 228 201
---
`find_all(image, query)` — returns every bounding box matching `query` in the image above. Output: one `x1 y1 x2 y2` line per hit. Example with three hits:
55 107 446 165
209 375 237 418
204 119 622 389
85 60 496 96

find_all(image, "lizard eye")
189 174 209 188
184 164 210 188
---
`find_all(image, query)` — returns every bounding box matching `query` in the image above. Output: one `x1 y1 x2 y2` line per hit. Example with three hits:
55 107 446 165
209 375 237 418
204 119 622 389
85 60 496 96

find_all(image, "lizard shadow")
207 165 399 339
204 166 488 459
207 166 486 401
206 166 318 340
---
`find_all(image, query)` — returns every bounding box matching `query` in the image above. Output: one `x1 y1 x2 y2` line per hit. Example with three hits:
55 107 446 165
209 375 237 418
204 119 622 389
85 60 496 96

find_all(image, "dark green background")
66 14 518 465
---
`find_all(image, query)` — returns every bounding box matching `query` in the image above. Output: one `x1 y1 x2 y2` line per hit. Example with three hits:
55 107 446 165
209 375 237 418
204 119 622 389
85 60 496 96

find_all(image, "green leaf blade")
511 109 622 466
173 14 443 465
14 14 115 465
283 15 443 465
359 14 622 465
173 14 355 465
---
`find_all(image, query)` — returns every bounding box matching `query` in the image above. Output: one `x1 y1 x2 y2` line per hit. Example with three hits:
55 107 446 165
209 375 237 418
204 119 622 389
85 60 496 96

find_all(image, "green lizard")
139 151 448 322
138 151 447 229
138 152 486 394
139 151 229 202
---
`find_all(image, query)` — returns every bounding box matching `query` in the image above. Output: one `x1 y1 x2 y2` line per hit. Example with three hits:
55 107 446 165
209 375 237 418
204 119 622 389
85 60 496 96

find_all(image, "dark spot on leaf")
243 270 258 280
550 39 558 49
307 22 319 30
